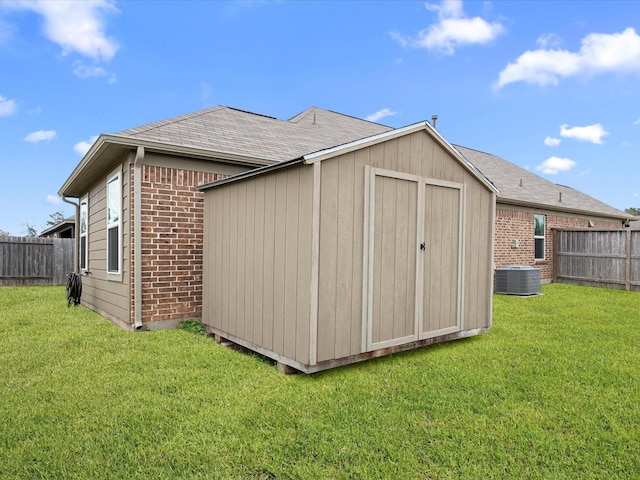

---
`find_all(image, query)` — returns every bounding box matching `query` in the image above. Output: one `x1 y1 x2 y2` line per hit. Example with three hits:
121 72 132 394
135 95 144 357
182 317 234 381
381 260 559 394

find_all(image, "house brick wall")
131 166 224 325
494 207 622 281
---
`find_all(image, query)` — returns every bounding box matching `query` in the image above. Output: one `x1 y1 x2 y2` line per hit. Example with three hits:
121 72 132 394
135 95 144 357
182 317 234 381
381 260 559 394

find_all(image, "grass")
0 284 639 479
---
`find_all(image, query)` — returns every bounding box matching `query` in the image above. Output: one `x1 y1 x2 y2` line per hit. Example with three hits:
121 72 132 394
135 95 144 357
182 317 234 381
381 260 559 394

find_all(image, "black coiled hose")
66 273 83 307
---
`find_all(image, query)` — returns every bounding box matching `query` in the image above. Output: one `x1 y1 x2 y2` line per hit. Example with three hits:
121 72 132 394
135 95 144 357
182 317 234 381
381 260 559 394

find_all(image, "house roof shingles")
62 104 630 223
455 145 629 220
116 106 393 163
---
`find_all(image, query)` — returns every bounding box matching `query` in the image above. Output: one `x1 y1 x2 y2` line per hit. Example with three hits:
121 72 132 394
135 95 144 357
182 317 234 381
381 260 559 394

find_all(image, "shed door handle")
420 242 426 250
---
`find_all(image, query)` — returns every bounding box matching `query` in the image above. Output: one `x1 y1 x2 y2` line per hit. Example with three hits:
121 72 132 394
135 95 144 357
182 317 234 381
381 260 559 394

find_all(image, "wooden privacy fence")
0 236 75 286
553 229 640 292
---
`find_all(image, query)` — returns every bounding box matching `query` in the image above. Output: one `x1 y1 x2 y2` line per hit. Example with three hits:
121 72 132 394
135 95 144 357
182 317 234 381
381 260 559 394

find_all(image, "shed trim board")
309 162 321 366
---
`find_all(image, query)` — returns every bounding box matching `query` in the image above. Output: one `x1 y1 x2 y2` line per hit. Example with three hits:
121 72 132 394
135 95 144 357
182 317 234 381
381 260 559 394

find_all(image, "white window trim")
534 214 545 261
79 195 88 272
106 166 122 279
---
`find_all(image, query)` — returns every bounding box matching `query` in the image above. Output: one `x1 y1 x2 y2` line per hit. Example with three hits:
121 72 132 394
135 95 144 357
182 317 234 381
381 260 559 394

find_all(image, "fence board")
0 236 75 286
553 229 639 292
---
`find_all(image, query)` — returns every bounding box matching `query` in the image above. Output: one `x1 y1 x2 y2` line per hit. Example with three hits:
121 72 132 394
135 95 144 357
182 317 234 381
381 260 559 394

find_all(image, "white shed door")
363 168 464 352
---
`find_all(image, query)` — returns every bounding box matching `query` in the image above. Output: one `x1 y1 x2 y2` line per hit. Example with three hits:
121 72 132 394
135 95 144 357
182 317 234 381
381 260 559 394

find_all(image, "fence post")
626 229 631 291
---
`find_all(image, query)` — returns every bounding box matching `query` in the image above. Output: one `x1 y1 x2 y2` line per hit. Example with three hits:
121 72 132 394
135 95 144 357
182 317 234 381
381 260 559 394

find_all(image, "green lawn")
1 284 639 479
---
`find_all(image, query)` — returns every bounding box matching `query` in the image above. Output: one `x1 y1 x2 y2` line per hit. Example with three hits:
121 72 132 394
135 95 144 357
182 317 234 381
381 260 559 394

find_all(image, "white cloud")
536 33 562 49
544 136 561 147
495 27 640 89
46 194 61 205
391 0 504 55
73 63 106 78
0 95 18 117
560 123 609 144
24 129 57 143
73 62 117 83
366 108 398 122
73 135 99 156
21 0 119 61
635 118 640 125
536 156 577 174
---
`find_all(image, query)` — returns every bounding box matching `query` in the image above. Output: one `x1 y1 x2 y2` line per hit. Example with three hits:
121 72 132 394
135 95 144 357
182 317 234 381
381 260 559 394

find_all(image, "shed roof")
455 145 630 220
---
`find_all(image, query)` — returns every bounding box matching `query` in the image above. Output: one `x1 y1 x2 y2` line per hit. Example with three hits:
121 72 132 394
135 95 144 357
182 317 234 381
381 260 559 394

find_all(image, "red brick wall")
131 166 224 324
495 207 622 281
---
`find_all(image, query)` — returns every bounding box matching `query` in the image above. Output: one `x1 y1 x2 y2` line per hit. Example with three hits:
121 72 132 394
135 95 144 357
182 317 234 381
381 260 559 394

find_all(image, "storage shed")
199 121 497 373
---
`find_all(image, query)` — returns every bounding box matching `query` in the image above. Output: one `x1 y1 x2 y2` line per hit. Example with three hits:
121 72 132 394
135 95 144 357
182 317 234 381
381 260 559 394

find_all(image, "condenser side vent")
494 266 541 295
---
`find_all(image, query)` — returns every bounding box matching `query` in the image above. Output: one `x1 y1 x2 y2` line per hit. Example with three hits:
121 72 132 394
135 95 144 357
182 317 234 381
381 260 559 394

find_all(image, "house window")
79 197 88 270
534 214 545 260
106 169 121 274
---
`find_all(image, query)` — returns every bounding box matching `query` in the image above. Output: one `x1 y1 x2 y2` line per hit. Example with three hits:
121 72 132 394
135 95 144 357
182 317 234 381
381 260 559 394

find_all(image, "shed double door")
363 167 464 352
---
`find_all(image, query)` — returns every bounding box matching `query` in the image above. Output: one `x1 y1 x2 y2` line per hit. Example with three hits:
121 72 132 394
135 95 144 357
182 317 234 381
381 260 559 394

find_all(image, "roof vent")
519 178 523 187
559 192 562 202
431 115 438 129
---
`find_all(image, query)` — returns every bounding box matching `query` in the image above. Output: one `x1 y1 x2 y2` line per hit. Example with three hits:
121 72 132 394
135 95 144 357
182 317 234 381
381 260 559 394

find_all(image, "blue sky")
1 0 639 235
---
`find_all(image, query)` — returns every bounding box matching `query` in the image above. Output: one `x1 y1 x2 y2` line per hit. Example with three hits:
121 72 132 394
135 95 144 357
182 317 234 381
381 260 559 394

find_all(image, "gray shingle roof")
117 106 392 163
455 145 629 220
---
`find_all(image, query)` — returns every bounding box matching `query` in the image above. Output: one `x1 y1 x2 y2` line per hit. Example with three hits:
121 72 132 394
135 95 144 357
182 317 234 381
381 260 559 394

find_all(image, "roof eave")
59 134 276 198
498 197 632 221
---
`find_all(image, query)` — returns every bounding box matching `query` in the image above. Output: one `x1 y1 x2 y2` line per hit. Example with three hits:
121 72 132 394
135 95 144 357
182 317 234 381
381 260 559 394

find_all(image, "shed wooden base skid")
205 325 488 374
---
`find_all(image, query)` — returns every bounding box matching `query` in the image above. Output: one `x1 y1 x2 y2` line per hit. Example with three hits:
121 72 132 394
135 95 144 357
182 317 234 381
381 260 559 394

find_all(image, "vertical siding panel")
442 187 457 330
397 135 411 174
384 139 398 171
235 182 246 339
372 174 383 344
221 186 231 334
426 185 440 332
216 187 225 332
431 143 446 180
253 176 266 347
272 174 287 356
318 159 339 362
406 181 418 340
227 185 238 335
421 132 435 179
284 169 300 359
393 175 409 338
295 167 313 365
335 153 355 359
262 174 276 351
477 186 491 329
464 184 482 330
370 143 385 169
244 180 256 344
379 176 397 342
409 132 423 176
